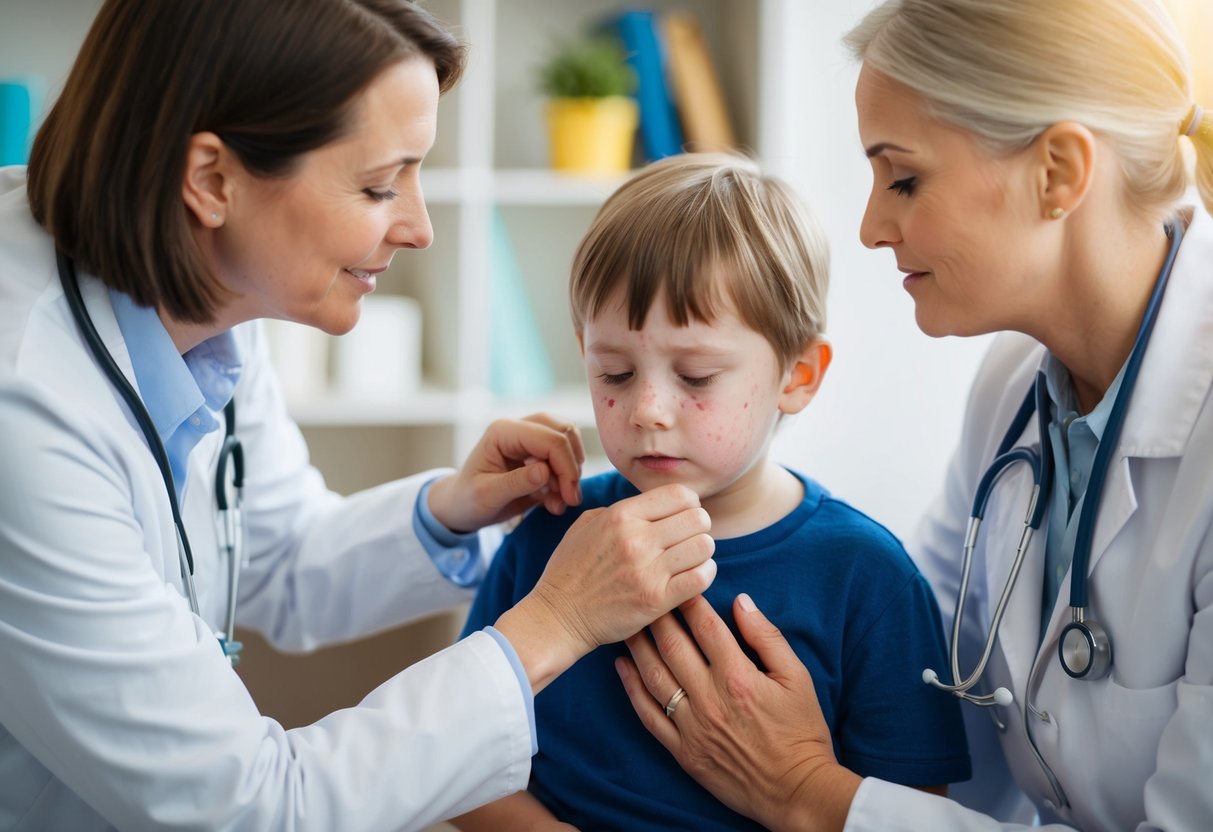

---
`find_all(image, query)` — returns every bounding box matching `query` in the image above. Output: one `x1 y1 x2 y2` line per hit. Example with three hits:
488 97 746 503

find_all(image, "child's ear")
779 337 832 415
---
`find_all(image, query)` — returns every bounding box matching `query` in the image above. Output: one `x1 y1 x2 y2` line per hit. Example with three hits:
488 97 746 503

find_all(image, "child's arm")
450 791 579 832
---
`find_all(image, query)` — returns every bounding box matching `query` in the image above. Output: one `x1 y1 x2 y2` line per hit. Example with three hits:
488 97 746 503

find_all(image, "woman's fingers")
618 593 852 830
615 653 683 751
729 593 811 687
431 415 586 530
495 486 715 695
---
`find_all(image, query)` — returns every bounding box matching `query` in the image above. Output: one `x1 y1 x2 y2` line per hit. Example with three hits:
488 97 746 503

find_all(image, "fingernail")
738 593 756 612
614 657 631 679
528 464 545 485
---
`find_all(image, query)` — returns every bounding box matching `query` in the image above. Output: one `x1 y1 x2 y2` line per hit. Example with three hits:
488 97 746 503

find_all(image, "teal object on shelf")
490 210 555 397
0 79 34 166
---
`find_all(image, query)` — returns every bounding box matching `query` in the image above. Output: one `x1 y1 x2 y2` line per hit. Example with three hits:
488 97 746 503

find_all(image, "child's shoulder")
791 469 918 577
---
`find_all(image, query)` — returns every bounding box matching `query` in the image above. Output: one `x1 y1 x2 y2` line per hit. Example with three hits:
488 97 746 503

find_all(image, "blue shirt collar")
108 289 242 442
1042 352 1125 441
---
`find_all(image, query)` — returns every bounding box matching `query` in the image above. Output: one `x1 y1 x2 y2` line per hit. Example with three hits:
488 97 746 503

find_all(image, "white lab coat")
845 205 1213 831
0 167 531 831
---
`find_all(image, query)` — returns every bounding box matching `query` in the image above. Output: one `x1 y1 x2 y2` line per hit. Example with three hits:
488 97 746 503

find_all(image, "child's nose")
629 383 674 430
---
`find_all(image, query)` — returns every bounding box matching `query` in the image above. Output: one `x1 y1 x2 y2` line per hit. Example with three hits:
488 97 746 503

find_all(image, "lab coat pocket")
1085 675 1179 821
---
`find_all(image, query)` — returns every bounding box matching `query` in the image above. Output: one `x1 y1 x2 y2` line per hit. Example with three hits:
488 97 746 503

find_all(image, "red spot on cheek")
744 402 749 409
606 398 615 408
696 402 706 411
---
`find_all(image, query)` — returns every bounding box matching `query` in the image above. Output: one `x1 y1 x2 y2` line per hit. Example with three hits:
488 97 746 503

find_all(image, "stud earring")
211 212 220 222
1049 207 1065 220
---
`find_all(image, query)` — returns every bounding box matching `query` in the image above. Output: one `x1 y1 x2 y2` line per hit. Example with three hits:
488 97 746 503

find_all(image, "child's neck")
700 461 804 540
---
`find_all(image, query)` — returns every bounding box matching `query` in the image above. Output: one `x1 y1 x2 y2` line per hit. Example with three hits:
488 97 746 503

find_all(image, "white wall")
762 0 994 543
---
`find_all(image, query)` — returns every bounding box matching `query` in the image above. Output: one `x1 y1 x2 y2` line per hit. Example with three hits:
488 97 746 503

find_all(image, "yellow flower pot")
545 95 638 175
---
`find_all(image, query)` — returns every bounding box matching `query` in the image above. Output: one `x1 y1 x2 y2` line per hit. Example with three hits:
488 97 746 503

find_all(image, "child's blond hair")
570 153 829 368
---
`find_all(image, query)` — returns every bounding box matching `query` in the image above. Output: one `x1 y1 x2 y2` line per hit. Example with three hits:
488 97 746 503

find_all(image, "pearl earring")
1049 207 1065 220
211 212 219 221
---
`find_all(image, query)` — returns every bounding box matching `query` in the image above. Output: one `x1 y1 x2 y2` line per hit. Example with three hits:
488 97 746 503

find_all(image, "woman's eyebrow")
864 141 912 158
362 156 422 175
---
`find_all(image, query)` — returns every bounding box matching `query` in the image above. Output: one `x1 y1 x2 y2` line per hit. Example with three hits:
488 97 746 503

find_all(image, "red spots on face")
743 402 749 409
606 398 615 408
696 402 706 411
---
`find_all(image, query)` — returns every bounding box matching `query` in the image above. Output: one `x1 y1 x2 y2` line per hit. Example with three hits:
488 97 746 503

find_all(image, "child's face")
581 287 796 508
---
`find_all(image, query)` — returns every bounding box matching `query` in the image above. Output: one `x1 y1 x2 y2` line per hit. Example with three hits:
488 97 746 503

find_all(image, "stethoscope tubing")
57 250 244 664
928 217 1184 702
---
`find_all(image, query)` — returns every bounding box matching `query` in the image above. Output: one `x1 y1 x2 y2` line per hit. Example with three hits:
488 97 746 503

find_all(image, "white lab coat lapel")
1040 206 1213 649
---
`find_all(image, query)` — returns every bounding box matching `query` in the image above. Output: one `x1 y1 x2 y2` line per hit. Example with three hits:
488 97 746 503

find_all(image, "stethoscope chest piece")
1059 616 1112 680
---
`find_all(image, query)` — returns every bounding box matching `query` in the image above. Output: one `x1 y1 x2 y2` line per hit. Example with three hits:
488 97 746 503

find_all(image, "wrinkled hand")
616 594 861 832
428 413 585 533
495 484 717 693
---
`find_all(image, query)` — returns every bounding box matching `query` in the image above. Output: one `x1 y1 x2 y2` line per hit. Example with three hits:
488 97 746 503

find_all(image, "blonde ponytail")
1186 106 1213 216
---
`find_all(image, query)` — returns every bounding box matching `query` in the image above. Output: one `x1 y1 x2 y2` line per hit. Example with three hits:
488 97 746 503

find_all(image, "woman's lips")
900 267 928 291
345 267 382 292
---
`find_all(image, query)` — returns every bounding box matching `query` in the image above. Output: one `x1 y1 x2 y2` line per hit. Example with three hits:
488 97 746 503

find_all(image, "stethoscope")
923 217 1183 708
57 250 246 666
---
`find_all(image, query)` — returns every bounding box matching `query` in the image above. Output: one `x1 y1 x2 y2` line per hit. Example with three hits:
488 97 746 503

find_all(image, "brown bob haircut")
570 153 829 369
27 0 465 324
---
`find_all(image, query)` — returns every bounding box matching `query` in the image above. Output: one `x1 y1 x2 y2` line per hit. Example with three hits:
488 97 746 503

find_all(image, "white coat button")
190 415 202 427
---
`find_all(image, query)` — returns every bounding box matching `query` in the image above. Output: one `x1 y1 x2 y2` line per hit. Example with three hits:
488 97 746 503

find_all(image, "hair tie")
1182 104 1204 138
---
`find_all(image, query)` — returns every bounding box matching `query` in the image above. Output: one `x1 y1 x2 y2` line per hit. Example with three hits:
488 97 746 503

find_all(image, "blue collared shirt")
1040 354 1125 637
108 290 241 503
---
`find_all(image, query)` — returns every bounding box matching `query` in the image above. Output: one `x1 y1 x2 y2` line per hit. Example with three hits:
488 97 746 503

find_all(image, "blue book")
490 210 555 397
613 10 684 161
0 79 33 166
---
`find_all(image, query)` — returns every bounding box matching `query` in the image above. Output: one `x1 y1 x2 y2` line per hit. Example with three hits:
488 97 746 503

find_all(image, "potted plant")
538 35 638 175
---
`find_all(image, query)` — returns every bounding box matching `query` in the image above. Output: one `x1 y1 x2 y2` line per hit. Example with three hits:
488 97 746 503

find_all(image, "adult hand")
494 483 716 693
616 594 862 832
428 413 585 533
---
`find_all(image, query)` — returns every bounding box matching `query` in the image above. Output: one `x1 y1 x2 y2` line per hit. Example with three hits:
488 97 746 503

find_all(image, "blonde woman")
618 1 1213 830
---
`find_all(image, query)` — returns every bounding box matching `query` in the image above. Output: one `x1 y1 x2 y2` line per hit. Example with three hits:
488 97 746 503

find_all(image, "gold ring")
663 687 688 718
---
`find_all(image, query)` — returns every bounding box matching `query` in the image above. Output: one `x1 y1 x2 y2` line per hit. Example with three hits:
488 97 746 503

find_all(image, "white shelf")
492 169 630 205
287 387 461 427
289 384 596 429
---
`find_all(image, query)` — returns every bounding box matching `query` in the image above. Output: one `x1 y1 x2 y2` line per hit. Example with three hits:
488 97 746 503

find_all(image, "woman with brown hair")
0 1 715 828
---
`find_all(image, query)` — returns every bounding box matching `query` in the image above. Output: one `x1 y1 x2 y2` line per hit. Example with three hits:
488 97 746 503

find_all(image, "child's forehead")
585 295 750 345
597 272 738 324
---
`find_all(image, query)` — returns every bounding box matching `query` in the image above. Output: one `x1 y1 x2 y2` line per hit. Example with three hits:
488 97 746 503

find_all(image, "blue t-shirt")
462 470 970 831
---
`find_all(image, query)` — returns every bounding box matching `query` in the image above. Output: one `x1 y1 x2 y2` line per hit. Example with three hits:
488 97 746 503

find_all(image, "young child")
453 154 969 831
